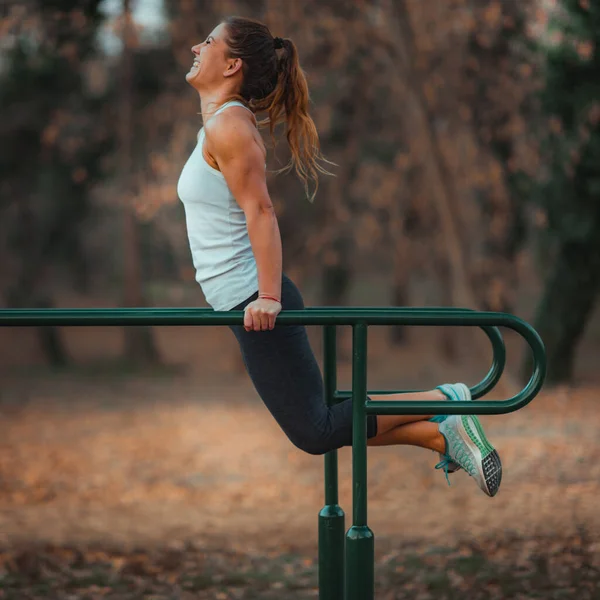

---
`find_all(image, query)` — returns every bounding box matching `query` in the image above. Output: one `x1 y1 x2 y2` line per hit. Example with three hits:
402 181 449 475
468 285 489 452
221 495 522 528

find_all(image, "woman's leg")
368 421 445 452
228 275 451 455
228 275 502 496
365 389 450 452
229 277 502 495
368 389 446 436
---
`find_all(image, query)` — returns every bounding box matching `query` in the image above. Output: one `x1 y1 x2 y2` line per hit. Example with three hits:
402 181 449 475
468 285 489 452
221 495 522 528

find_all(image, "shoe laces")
435 456 453 486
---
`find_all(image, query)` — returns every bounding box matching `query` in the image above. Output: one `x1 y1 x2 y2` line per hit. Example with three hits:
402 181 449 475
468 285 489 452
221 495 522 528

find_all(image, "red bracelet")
259 294 281 303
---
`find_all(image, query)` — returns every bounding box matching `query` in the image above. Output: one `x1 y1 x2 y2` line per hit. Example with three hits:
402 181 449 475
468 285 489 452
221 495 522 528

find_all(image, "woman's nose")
191 44 201 54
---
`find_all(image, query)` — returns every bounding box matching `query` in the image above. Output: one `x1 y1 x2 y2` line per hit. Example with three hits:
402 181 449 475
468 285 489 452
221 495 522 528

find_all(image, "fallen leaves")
0 533 599 599
1 373 600 597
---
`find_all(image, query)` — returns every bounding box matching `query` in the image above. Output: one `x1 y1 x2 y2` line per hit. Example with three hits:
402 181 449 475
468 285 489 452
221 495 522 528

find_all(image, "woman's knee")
288 430 335 456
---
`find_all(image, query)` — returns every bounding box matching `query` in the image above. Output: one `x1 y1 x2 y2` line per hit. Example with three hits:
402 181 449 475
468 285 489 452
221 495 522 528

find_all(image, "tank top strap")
214 100 252 116
199 101 258 145
210 100 257 128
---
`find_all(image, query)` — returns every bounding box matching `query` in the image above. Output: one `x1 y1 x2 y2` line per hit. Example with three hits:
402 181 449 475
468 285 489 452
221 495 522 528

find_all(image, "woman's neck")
199 89 237 122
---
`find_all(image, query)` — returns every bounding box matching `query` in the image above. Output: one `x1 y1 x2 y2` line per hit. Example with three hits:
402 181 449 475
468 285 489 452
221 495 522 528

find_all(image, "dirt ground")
1 322 599 598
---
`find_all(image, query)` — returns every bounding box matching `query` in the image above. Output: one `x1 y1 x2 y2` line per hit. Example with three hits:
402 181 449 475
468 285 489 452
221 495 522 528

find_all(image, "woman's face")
186 23 236 90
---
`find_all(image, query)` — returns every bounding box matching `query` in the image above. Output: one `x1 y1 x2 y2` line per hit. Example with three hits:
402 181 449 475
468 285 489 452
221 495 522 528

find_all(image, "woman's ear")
224 57 243 78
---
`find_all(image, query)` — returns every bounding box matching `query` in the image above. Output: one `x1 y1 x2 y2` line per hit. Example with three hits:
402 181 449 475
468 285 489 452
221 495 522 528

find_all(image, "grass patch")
0 534 598 599
181 573 214 590
450 552 488 576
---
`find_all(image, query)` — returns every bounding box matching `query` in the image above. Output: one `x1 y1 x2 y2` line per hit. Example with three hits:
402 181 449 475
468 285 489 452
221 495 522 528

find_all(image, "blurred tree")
5 0 595 382
119 0 160 365
384 0 473 358
0 0 113 365
525 0 600 384
320 41 371 307
463 0 535 312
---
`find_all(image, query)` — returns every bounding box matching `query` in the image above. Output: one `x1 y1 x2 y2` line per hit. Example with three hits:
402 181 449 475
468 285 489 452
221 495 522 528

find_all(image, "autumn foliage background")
1 0 599 598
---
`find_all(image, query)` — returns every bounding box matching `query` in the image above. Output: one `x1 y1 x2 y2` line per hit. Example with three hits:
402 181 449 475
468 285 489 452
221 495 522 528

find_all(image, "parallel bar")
335 320 506 401
363 398 537 415
0 307 548 329
345 323 374 600
0 305 546 600
319 326 345 600
363 321 544 413
0 307 545 414
323 327 340 507
351 324 369 527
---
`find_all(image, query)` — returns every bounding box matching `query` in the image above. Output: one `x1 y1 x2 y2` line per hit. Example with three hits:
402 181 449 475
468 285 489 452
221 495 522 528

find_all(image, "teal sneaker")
437 414 502 497
430 383 472 474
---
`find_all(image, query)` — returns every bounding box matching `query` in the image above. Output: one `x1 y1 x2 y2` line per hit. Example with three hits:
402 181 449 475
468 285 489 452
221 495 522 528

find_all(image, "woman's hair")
222 16 334 202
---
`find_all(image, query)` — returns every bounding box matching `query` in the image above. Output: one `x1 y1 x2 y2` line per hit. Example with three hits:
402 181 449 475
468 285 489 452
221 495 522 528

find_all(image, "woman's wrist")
259 293 281 303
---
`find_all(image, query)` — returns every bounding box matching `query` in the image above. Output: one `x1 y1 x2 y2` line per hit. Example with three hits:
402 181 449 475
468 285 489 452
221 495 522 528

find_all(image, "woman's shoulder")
205 112 252 141
204 106 261 156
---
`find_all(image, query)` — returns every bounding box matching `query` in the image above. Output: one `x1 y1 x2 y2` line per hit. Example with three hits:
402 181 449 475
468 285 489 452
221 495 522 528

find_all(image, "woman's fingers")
243 307 254 331
244 306 260 332
244 304 280 332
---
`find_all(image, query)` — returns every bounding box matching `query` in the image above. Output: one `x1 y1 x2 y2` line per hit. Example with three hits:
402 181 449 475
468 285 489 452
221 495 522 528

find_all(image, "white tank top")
177 101 258 311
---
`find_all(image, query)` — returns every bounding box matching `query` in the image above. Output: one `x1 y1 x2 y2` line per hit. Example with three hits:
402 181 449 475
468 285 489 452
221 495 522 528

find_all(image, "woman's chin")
185 66 201 81
185 71 199 86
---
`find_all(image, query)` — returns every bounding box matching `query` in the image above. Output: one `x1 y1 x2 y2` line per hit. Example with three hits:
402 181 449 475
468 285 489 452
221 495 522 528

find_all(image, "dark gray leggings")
228 274 378 455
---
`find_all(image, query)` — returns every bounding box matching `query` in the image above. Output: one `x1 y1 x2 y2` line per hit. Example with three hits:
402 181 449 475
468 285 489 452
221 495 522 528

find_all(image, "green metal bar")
363 313 544 413
345 323 374 600
0 305 546 600
351 324 369 528
350 324 369 528
0 307 544 413
0 306 545 328
319 326 345 600
335 318 506 401
0 305 533 329
323 327 341 509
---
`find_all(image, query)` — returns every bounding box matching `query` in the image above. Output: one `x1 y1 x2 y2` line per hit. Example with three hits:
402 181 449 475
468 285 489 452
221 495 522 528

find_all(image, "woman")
177 16 502 497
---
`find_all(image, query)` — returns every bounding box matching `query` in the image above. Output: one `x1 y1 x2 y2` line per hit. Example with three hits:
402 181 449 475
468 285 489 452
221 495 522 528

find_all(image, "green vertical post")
319 326 345 600
345 323 374 600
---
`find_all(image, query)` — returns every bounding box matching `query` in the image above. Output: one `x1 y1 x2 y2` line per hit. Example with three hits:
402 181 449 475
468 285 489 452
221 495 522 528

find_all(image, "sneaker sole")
457 415 502 497
481 449 502 497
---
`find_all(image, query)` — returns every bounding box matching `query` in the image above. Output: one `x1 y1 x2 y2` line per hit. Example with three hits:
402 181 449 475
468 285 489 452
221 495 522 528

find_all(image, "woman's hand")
244 298 282 332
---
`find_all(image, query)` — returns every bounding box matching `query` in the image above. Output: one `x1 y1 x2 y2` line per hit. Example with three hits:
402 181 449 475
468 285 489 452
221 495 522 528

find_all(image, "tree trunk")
389 270 410 344
437 256 459 361
389 197 411 345
385 1 476 365
37 297 68 368
321 236 353 306
9 286 69 368
386 1 524 381
319 52 371 307
525 239 600 384
465 0 531 313
8 203 70 368
389 0 472 310
120 0 160 366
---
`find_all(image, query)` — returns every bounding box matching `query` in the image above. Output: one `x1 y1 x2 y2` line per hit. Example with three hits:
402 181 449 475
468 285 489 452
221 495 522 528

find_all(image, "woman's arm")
205 111 282 330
